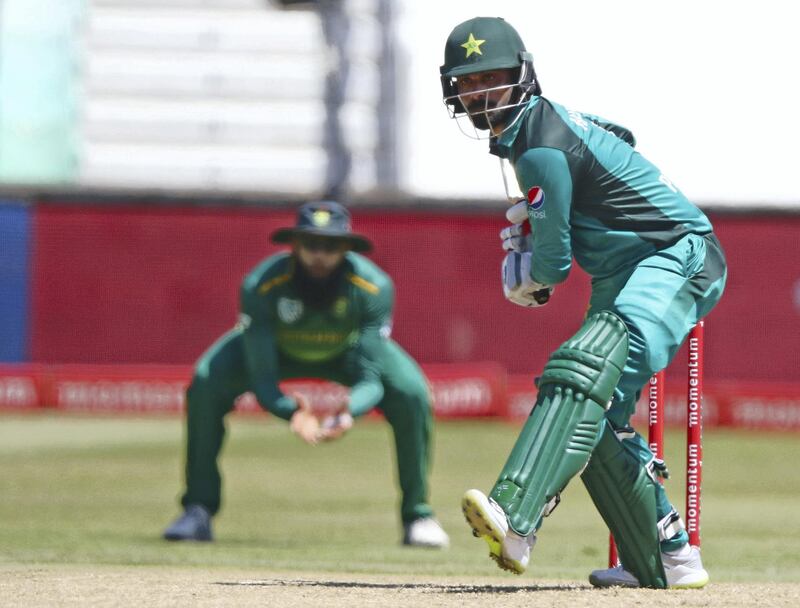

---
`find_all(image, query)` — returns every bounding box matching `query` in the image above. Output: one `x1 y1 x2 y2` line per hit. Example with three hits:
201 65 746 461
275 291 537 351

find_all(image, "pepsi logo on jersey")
527 186 545 210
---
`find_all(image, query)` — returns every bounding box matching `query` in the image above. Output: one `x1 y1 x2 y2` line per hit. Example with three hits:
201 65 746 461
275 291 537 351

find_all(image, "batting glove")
502 251 554 307
500 199 532 252
506 199 529 224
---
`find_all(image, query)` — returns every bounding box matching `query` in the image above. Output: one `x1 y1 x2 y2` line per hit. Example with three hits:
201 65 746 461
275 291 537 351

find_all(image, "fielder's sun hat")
270 201 372 252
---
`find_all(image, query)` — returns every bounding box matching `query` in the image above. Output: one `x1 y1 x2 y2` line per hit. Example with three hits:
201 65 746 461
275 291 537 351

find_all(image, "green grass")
0 414 798 582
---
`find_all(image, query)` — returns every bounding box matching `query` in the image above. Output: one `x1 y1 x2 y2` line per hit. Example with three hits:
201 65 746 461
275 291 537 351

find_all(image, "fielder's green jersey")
492 96 713 285
239 252 393 420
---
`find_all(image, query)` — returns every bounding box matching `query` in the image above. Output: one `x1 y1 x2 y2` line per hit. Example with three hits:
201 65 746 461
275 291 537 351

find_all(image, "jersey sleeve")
514 147 574 285
239 282 298 421
346 277 394 417
582 112 636 147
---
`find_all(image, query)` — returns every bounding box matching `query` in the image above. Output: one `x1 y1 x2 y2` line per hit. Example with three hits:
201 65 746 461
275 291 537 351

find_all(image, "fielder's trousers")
178 330 435 525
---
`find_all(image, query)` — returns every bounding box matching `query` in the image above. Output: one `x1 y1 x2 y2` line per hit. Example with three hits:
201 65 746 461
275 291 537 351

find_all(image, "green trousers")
179 329 434 524
585 232 727 551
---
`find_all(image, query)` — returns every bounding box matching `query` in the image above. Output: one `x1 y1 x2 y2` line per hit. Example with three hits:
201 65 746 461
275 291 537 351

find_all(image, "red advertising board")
0 362 507 420
506 374 800 432
25 205 800 389
3 364 799 431
0 365 42 410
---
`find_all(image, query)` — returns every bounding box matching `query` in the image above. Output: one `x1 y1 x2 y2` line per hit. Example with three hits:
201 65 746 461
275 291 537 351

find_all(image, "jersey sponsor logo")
527 186 546 210
277 297 304 324
333 297 348 318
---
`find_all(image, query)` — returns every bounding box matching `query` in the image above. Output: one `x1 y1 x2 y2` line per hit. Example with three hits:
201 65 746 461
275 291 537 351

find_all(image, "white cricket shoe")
461 489 536 574
589 544 709 589
403 517 449 548
662 544 710 588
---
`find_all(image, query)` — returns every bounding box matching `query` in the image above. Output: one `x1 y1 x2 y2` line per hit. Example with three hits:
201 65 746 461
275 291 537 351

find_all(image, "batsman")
162 201 449 549
440 17 727 588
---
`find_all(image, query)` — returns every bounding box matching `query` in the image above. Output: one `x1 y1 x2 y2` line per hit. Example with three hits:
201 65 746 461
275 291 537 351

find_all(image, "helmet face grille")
441 57 539 140
442 84 526 140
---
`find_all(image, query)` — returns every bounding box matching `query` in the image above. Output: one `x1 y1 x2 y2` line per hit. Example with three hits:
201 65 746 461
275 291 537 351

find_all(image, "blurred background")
0 0 798 429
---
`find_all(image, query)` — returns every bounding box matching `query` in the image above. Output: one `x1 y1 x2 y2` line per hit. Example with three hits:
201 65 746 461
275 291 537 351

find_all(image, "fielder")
439 17 727 588
163 201 449 549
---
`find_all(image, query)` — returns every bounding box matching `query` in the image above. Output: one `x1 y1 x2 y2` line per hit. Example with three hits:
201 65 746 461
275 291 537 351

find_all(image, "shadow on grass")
216 579 588 593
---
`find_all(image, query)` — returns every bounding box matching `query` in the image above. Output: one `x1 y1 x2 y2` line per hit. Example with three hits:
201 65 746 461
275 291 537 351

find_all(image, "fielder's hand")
500 199 531 253
289 394 321 445
501 251 554 307
317 406 354 443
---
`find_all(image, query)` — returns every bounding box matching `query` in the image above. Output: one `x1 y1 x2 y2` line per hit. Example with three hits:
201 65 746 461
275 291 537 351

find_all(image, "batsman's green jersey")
491 96 727 555
180 252 435 524
494 96 715 285
493 96 726 419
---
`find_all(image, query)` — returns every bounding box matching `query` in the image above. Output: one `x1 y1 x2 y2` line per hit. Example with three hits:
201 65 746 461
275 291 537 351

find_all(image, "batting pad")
581 425 668 589
489 311 629 536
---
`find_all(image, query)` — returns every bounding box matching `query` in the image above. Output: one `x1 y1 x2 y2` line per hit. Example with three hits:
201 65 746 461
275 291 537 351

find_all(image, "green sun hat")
270 201 372 252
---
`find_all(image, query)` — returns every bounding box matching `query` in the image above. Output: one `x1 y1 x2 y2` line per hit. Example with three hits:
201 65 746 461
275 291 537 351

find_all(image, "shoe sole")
461 490 523 575
670 572 710 590
588 571 709 589
163 532 213 542
588 573 639 588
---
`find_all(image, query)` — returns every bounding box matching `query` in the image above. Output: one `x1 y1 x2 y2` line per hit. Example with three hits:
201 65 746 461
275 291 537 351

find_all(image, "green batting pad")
581 424 667 589
490 311 628 536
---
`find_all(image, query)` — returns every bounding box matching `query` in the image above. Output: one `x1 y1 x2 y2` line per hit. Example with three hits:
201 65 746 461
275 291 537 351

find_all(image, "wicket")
608 320 705 567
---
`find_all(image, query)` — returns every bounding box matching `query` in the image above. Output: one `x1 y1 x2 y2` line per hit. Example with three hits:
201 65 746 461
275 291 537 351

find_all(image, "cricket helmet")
440 17 541 135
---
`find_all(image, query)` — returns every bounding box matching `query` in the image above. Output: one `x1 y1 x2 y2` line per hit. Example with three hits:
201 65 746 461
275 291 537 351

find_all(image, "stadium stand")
81 0 383 194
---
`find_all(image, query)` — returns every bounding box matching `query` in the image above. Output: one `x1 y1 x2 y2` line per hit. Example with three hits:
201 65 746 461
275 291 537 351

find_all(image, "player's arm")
514 147 574 287
500 148 573 307
239 283 299 421
344 278 393 418
582 112 636 147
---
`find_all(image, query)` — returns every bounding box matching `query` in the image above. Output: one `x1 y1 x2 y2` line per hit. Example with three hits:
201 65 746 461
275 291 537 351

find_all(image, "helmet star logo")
461 33 485 58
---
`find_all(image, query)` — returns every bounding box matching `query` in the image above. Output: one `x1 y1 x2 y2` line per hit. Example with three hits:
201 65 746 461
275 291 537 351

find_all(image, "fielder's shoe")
163 504 213 542
402 517 450 548
589 543 709 589
461 489 536 574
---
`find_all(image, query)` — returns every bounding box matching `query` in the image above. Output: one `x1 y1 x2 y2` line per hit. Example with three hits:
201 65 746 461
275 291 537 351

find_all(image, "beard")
467 106 513 132
291 259 345 310
466 86 517 132
466 108 492 131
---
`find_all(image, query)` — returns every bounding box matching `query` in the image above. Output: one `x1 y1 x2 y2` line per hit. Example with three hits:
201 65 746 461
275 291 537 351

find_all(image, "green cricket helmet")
440 17 541 136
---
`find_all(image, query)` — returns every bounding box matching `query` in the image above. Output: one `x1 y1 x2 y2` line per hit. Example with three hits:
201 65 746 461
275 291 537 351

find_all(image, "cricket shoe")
402 517 450 548
461 489 536 574
163 504 213 542
589 544 709 589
